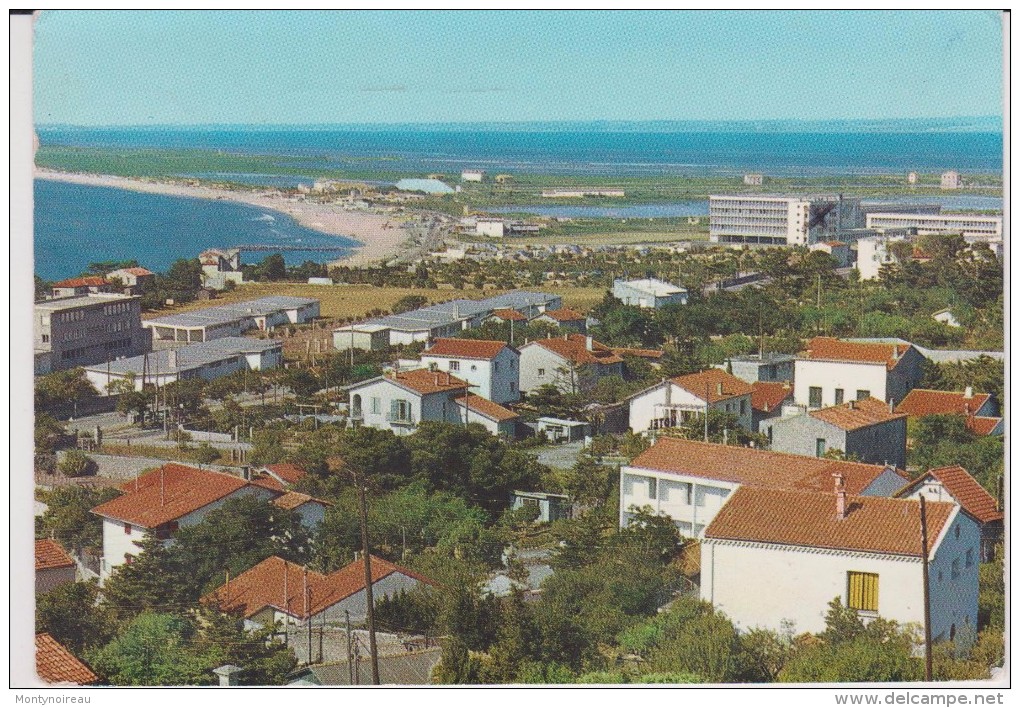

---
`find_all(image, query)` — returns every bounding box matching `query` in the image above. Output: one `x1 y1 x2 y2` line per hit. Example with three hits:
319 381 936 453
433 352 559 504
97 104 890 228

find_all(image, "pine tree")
101 533 188 621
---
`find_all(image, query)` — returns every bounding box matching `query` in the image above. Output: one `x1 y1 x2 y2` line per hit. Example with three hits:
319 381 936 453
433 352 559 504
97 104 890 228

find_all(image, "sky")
32 10 1004 126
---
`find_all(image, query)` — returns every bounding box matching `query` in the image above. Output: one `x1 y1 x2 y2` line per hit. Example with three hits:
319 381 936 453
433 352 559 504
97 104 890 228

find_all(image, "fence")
179 428 234 443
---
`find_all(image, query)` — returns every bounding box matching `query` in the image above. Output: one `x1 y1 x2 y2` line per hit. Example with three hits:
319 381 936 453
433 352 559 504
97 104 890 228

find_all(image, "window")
523 497 540 509
538 368 545 377
370 397 381 414
965 549 973 568
847 572 879 612
815 438 827 457
951 559 960 580
740 400 747 416
834 388 844 405
41 334 49 343
685 484 692 506
766 427 773 445
470 365 477 371
449 360 460 371
124 523 132 534
856 390 870 401
125 554 135 565
954 525 960 540
809 386 822 408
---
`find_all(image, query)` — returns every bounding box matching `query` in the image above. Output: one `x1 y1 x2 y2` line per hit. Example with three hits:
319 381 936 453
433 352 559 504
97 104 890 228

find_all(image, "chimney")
213 665 243 687
964 386 974 399
848 399 856 410
716 382 723 396
586 336 594 351
833 472 847 520
888 398 894 413
167 349 178 369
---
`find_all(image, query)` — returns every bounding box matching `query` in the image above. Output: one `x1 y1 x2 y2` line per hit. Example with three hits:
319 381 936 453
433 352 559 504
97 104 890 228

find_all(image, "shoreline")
34 168 411 268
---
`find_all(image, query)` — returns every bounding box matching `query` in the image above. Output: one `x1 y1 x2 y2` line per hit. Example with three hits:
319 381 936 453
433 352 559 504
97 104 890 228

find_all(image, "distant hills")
39 116 1003 134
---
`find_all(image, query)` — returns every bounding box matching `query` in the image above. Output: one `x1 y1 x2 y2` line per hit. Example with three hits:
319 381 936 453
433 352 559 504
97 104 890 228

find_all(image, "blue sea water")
33 179 360 281
38 127 1003 177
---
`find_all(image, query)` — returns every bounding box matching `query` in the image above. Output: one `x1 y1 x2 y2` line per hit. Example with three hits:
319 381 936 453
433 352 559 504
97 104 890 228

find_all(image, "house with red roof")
50 276 113 298
896 465 1003 561
895 387 1003 437
518 334 625 394
35 539 77 594
203 555 435 629
700 481 979 640
627 369 754 434
91 464 289 578
750 380 795 431
106 266 156 291
36 633 98 685
421 337 520 403
347 368 518 437
761 397 908 469
531 307 587 334
794 336 926 409
619 437 908 537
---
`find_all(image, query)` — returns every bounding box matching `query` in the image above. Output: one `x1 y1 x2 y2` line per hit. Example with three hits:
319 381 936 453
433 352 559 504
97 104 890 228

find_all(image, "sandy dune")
35 169 409 267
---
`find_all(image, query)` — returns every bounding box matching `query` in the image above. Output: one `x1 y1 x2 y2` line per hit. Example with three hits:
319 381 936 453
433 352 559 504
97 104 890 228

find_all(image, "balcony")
385 412 416 426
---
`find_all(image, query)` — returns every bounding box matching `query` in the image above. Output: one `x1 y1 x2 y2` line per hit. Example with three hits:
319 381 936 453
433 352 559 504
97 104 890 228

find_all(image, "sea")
33 179 359 282
33 126 1003 280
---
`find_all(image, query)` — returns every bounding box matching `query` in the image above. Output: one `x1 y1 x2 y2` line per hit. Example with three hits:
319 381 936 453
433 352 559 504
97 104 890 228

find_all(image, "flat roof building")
612 278 689 309
709 194 864 246
864 212 1002 238
35 294 150 375
143 296 319 348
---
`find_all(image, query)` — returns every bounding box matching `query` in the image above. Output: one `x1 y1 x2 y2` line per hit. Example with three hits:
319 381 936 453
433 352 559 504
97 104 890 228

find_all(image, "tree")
35 368 99 409
101 533 190 621
392 294 428 314
36 580 117 654
116 389 150 422
193 442 220 468
36 486 121 553
164 258 204 299
283 368 320 398
432 637 482 684
35 413 70 454
87 613 215 686
58 449 98 477
192 607 297 685
257 253 287 281
250 429 286 466
560 452 616 508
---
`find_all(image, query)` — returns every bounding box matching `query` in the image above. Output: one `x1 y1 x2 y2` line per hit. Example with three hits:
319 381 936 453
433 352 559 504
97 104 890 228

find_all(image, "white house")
90 464 277 579
347 369 516 437
271 492 331 530
701 484 979 641
612 278 689 309
476 219 506 238
420 338 521 404
203 555 435 629
896 465 1003 562
794 336 925 409
619 437 908 537
530 307 588 334
461 169 485 182
628 369 754 434
932 309 962 328
518 334 624 394
855 233 909 281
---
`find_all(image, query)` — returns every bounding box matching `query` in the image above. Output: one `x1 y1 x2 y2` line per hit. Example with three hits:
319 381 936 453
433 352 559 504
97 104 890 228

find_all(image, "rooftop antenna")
160 466 165 506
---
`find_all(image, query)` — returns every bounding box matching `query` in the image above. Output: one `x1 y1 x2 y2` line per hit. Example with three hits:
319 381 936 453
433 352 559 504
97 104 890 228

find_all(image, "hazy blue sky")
33 10 1004 126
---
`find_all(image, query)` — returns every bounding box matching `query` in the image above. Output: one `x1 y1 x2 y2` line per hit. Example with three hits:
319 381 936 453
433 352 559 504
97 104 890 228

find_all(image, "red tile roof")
93 464 251 528
456 395 520 422
204 555 434 620
896 389 993 418
810 397 906 431
35 539 75 571
629 438 906 496
424 338 510 360
388 368 470 395
705 487 955 557
967 417 1003 436
114 267 154 277
800 337 913 371
35 634 97 685
52 276 108 289
898 466 1003 524
751 381 794 413
540 307 586 322
671 369 754 404
489 308 528 322
263 463 307 485
530 334 624 366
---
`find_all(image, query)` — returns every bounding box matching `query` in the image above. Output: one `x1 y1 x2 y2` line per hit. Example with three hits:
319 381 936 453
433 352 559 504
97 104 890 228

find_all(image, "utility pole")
345 610 355 685
704 382 710 443
358 483 381 685
304 566 312 667
919 495 933 682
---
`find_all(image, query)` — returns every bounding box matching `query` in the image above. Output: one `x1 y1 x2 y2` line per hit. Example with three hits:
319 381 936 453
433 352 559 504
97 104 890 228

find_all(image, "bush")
58 449 98 477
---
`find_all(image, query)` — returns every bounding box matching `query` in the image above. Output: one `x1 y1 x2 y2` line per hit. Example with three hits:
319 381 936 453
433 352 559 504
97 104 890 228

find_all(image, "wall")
519 345 570 394
845 418 907 470
348 379 423 435
885 349 926 405
793 360 888 409
629 382 752 433
619 466 737 537
926 510 980 642
319 573 424 624
36 566 77 594
765 415 848 459
38 297 149 372
701 540 926 636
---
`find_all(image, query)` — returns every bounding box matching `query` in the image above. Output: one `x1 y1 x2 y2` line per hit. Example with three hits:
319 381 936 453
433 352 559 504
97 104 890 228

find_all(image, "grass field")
163 282 607 321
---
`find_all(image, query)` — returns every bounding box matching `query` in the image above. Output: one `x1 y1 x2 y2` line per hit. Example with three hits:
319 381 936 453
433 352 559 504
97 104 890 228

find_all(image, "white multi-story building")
34 294 151 375
612 278 689 309
421 338 520 404
865 212 1001 238
627 369 754 434
941 171 962 189
518 334 624 394
855 233 909 280
701 484 979 641
794 337 926 408
618 437 908 537
709 194 863 246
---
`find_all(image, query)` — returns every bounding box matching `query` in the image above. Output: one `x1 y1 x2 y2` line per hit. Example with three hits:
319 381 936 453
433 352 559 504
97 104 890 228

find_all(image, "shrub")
58 449 98 477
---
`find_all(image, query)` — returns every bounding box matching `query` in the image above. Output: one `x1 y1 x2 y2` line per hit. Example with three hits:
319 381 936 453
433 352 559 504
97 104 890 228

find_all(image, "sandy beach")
34 168 410 267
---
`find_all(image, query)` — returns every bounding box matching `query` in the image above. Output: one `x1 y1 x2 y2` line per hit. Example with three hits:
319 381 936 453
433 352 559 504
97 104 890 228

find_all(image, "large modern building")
142 296 319 348
34 294 150 375
82 337 283 393
864 212 1002 238
709 194 864 246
